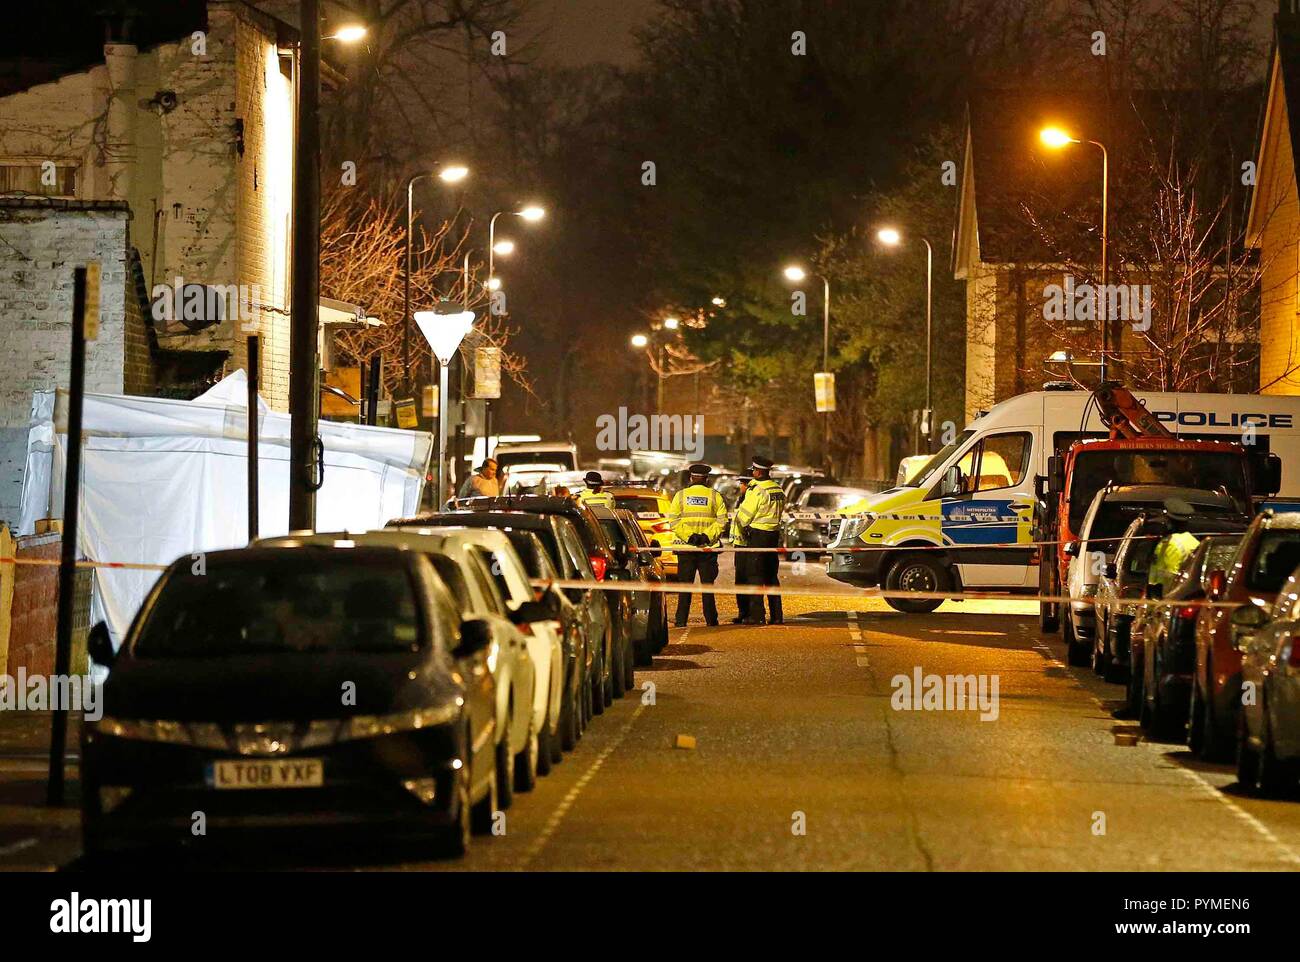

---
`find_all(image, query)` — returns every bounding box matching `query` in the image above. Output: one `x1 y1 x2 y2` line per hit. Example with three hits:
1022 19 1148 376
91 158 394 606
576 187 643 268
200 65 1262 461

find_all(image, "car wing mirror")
87 620 116 668
940 465 964 498
1103 562 1117 580
453 617 494 658
509 599 556 625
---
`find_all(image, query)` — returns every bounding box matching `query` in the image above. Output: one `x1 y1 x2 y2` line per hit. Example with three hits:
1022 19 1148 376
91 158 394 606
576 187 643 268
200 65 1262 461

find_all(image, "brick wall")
0 202 131 530
1257 75 1300 395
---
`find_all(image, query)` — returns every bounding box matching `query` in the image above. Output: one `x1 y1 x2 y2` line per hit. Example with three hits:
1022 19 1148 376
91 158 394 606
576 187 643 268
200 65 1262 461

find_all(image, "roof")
1247 13 1300 244
957 86 1259 273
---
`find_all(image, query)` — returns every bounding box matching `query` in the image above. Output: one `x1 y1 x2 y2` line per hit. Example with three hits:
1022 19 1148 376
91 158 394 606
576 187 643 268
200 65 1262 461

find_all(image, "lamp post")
875 228 934 450
287 9 369 531
415 307 475 503
1039 126 1110 382
782 265 832 469
404 163 469 396
488 205 545 294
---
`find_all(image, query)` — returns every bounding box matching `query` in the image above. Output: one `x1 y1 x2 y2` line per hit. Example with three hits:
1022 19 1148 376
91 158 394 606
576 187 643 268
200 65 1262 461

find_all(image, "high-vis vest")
667 484 728 545
734 478 785 532
577 489 614 509
1151 531 1200 592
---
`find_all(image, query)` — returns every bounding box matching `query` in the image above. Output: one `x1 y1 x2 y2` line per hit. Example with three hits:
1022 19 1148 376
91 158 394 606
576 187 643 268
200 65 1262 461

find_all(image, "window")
429 555 473 616
466 549 507 612
951 432 1031 494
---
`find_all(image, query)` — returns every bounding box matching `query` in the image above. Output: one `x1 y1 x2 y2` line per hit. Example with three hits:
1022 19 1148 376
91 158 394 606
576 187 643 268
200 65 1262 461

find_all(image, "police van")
827 387 1300 612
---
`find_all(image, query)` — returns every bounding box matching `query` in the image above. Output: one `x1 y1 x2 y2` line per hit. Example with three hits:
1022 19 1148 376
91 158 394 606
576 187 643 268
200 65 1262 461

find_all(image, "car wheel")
1188 679 1206 755
549 721 564 764
1237 716 1260 791
1200 691 1232 763
1257 715 1292 797
1040 600 1060 634
496 734 515 811
560 690 578 751
591 658 607 716
883 556 948 614
1126 653 1144 718
441 767 472 857
1064 613 1090 667
1092 619 1110 677
79 767 109 861
515 726 539 792
537 725 553 777
623 633 636 691
470 731 498 836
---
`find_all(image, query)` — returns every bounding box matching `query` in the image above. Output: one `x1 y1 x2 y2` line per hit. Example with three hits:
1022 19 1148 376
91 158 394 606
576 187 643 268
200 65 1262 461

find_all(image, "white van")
492 440 579 473
828 386 1300 610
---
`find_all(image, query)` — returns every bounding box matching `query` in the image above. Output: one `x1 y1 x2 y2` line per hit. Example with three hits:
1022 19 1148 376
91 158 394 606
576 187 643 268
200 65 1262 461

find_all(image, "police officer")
576 470 615 508
666 463 728 626
733 456 785 625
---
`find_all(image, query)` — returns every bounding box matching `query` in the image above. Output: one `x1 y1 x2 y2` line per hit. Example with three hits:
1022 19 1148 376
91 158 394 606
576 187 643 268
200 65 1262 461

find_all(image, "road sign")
473 346 501 399
394 397 418 429
814 372 836 413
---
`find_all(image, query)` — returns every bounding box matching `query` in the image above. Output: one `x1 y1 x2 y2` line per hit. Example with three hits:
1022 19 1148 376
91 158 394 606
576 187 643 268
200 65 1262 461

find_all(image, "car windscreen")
132 555 423 657
495 450 576 470
1247 530 1300 593
612 495 664 517
1068 452 1247 533
913 430 975 488
600 519 630 548
1089 501 1237 547
804 491 865 510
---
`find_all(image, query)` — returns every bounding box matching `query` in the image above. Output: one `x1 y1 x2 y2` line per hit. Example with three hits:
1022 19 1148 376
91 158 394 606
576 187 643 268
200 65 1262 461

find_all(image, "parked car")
1140 534 1244 737
1064 485 1246 667
259 530 541 805
438 495 636 714
781 485 875 558
1096 502 1249 691
1237 562 1300 795
394 508 607 732
1192 510 1300 761
604 482 679 576
597 506 670 665
81 545 498 858
389 525 567 783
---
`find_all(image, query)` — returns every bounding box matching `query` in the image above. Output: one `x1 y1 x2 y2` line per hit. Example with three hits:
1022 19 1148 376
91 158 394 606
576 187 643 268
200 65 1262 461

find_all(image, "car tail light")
1177 605 1199 621
589 555 608 581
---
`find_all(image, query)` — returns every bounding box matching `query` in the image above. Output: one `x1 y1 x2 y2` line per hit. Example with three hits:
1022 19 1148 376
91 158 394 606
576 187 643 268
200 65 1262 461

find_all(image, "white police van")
828 386 1300 611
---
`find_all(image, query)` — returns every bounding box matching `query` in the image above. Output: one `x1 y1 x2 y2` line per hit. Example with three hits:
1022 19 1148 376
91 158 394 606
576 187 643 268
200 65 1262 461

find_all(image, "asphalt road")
6 556 1300 871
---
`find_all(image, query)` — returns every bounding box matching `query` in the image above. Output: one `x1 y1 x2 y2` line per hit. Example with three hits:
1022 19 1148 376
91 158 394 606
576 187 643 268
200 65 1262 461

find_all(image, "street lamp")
876 227 934 450
630 333 649 348
415 306 476 503
489 205 546 297
711 296 726 307
781 263 832 469
287 4 372 532
1039 124 1110 381
663 316 680 331
404 163 470 394
326 24 367 42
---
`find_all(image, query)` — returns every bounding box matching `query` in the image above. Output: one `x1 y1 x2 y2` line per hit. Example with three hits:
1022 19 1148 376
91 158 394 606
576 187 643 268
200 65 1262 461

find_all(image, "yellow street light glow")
711 296 726 307
1039 126 1078 149
876 228 901 246
485 277 502 291
783 265 806 282
330 24 367 42
518 205 546 222
630 333 649 348
492 240 515 256
663 317 680 330
439 165 470 183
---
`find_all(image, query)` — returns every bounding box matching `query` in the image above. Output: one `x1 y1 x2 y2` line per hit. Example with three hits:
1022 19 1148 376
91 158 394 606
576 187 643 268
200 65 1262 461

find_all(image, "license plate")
208 759 324 790
637 511 661 520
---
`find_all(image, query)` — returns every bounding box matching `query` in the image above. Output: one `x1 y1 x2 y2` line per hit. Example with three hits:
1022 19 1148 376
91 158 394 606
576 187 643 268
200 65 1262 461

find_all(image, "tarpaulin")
18 371 432 642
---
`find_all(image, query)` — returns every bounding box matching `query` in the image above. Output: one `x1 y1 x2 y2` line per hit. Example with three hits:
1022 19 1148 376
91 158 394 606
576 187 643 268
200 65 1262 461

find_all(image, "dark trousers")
675 551 719 626
746 528 783 623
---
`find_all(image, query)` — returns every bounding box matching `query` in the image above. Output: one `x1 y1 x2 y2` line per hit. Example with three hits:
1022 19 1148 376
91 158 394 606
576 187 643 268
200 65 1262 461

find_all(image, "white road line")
521 700 649 868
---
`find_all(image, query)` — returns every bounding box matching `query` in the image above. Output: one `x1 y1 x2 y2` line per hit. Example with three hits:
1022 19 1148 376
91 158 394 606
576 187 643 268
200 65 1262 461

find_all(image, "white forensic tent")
18 371 432 641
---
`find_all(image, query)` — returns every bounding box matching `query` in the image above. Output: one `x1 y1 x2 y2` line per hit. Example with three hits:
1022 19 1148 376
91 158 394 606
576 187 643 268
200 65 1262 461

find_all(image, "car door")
939 429 1037 587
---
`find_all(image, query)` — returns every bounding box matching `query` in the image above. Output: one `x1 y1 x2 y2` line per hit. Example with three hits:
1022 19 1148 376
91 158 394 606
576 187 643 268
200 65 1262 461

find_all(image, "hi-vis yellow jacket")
666 484 728 545
733 478 785 533
577 489 615 509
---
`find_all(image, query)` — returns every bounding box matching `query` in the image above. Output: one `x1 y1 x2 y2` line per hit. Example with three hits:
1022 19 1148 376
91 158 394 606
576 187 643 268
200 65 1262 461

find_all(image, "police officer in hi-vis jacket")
666 463 728 626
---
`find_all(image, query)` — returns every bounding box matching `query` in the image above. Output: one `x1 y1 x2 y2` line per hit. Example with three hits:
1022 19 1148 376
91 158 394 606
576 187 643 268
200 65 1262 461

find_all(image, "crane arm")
1092 385 1175 440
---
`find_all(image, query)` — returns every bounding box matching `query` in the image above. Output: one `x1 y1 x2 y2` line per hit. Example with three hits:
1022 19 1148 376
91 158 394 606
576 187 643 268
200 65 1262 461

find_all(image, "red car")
1192 511 1300 761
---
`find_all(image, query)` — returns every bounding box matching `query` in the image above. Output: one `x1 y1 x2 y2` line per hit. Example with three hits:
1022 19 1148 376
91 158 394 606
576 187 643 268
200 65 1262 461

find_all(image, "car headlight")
834 515 875 545
95 717 192 745
341 704 461 741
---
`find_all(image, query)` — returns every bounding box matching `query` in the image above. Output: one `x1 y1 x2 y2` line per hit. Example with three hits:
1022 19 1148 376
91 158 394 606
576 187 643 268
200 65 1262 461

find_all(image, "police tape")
0 556 168 571
525 576 1248 610
650 529 1240 552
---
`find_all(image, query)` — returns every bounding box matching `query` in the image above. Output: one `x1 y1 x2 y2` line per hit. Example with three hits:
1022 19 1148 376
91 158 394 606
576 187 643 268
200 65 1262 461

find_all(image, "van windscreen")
1068 452 1247 533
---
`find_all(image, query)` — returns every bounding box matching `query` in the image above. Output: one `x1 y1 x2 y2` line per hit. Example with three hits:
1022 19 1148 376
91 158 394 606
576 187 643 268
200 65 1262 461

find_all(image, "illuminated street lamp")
630 333 649 348
1039 124 1110 381
404 163 470 392
711 296 726 307
492 239 515 256
415 305 476 502
663 316 680 330
782 263 832 469
876 227 934 450
489 205 546 295
327 24 368 42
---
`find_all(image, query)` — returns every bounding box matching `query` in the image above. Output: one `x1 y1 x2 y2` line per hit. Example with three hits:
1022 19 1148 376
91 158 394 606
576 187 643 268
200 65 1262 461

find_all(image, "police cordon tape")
647 529 1238 552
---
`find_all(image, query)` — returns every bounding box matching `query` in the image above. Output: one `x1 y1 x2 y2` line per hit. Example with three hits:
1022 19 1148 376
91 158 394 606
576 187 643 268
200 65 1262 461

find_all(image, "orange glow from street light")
876 227 901 246
630 333 649 348
1039 126 1077 149
439 165 469 183
783 265 806 283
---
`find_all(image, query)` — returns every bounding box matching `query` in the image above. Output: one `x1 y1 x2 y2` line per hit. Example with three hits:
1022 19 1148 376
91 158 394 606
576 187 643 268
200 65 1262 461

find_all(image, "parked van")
828 387 1300 612
492 440 579 473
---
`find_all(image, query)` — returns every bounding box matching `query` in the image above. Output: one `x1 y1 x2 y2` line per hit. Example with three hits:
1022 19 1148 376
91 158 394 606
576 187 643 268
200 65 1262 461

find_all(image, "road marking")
1165 759 1300 866
521 700 648 868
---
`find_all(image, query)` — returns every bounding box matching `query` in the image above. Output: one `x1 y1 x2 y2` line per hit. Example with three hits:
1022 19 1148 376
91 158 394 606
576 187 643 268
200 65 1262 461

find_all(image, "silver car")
1236 563 1300 796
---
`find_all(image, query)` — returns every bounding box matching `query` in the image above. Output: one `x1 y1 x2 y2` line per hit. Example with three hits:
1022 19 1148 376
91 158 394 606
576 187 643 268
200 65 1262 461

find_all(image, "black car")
80 545 499 859
392 499 632 716
598 506 670 666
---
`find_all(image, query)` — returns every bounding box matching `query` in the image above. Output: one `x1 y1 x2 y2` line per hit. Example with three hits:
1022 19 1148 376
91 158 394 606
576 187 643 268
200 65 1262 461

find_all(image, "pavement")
5 556 1300 871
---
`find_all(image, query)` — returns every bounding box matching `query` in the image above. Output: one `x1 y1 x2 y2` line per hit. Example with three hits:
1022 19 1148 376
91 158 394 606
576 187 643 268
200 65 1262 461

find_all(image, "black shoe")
673 621 688 629
769 617 784 625
742 617 766 626
705 620 718 627
729 616 745 624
